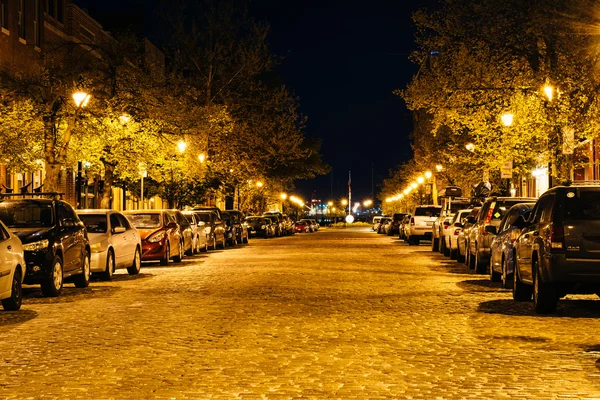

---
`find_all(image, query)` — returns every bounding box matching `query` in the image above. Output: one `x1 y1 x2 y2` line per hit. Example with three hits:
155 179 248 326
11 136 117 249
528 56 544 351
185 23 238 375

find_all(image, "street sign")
501 160 513 179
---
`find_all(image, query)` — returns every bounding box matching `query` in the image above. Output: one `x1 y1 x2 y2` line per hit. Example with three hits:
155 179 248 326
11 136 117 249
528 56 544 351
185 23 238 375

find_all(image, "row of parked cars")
385 184 600 314
0 194 308 311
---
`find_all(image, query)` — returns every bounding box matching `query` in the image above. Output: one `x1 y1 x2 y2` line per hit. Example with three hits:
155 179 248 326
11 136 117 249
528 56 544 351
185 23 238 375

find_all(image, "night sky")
80 0 439 206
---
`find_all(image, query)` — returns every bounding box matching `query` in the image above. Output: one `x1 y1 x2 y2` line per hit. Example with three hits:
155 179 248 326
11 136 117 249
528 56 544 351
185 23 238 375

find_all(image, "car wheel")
443 238 451 257
160 243 170 266
218 236 225 249
474 246 485 274
201 237 209 252
2 268 22 311
501 257 513 289
431 236 439 252
450 247 457 260
127 247 142 275
101 249 115 281
456 248 465 263
533 259 558 313
243 232 249 244
489 257 501 282
73 252 91 288
512 261 533 301
41 256 64 297
174 241 184 262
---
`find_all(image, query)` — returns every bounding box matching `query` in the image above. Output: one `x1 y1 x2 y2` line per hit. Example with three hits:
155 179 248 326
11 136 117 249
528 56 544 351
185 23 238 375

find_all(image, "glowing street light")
256 181 264 188
341 199 348 206
411 182 418 189
465 143 475 152
72 91 90 107
544 85 554 102
119 113 131 125
280 193 288 200
417 176 425 184
425 171 432 179
501 113 514 127
198 153 206 163
435 164 443 172
177 140 187 153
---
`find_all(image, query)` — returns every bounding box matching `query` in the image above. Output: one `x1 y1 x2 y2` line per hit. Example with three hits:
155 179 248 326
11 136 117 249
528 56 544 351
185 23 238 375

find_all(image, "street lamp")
501 113 514 127
177 140 187 153
72 91 90 108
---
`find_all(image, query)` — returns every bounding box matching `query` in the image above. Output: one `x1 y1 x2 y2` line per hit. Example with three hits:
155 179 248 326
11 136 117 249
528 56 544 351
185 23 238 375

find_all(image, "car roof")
77 209 118 214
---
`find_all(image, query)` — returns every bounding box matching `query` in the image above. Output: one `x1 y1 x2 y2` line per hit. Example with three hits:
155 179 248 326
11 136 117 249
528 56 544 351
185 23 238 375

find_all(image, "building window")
56 0 63 23
34 0 41 46
17 0 25 39
0 0 7 31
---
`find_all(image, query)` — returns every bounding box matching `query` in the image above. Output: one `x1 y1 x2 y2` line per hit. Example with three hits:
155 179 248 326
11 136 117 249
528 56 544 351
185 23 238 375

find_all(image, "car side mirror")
62 218 76 228
113 226 127 234
484 225 497 235
513 216 527 229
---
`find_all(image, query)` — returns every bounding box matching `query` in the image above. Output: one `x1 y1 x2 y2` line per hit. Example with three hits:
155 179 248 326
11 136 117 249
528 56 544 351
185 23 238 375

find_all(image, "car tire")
474 247 485 274
443 239 451 257
2 268 22 311
218 236 225 249
489 258 501 282
533 259 558 314
512 262 533 301
456 249 465 263
127 247 142 275
41 256 64 297
160 243 170 266
450 247 457 260
73 252 91 288
243 232 249 244
174 241 184 263
201 237 209 252
101 249 115 281
431 236 439 252
501 257 513 289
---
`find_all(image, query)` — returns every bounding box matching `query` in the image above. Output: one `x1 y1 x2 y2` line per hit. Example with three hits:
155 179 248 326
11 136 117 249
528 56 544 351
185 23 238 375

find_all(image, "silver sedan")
77 210 142 280
0 219 25 311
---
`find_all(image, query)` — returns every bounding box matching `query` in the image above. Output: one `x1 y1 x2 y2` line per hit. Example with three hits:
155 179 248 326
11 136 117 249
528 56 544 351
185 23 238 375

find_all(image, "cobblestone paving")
2 227 600 399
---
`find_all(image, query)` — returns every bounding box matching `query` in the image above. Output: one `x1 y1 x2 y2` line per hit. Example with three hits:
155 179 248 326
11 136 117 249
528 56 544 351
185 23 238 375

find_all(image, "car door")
0 224 14 295
56 202 80 273
109 213 128 267
517 196 553 283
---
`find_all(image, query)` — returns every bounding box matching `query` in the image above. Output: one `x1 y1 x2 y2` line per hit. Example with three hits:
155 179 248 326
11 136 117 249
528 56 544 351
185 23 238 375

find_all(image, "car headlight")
23 239 49 252
148 231 166 243
261 225 266 230
90 242 102 253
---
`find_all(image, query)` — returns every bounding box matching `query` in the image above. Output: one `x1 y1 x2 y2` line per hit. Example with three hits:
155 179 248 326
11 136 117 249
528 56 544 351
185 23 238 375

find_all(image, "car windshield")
126 213 162 229
195 213 212 223
0 202 54 228
564 190 600 220
414 207 441 217
79 214 108 233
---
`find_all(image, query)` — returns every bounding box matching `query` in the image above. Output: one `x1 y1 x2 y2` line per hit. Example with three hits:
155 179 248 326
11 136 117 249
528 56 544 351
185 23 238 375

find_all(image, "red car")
123 210 184 266
294 221 309 233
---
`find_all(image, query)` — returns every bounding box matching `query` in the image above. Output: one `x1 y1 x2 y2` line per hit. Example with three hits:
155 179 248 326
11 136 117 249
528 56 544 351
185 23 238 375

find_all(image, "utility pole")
348 170 351 216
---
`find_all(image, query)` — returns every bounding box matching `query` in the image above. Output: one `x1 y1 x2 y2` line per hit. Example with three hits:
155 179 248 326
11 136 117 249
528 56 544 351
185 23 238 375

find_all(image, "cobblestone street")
2 227 600 399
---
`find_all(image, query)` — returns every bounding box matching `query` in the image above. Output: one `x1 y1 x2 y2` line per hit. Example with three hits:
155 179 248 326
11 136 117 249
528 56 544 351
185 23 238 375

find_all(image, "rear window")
79 214 108 233
0 202 54 228
414 207 441 217
126 213 162 229
491 200 528 221
563 190 600 220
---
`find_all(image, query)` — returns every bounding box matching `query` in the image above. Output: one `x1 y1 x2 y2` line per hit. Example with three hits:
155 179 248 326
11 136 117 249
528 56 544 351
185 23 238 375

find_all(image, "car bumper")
410 227 433 239
23 250 54 284
141 240 167 261
90 250 107 273
543 254 600 282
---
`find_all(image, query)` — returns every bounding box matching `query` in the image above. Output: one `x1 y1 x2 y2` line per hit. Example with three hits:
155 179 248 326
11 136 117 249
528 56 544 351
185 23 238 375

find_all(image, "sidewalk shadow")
0 309 38 327
457 279 507 293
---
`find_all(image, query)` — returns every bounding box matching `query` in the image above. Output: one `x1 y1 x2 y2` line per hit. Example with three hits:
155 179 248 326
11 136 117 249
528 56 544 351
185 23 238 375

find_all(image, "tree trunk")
100 161 115 209
43 115 60 192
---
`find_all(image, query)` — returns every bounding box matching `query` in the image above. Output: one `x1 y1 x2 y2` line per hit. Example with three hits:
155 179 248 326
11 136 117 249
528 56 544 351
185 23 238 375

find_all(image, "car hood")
137 228 163 240
12 227 52 244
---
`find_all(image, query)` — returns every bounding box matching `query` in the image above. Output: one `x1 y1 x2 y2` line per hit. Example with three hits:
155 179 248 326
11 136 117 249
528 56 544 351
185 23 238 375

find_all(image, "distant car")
388 213 407 236
377 217 392 234
263 215 283 236
372 216 383 231
446 209 473 260
77 210 142 280
488 203 535 288
225 210 250 243
245 216 275 238
294 220 310 233
406 205 441 245
193 211 226 249
0 219 25 311
123 210 184 265
399 214 411 241
169 210 194 256
0 198 91 297
182 211 209 253
300 218 318 232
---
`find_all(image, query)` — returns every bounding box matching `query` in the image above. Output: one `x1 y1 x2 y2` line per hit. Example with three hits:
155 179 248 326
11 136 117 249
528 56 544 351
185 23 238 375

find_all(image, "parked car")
513 185 600 313
169 210 194 256
0 197 91 297
192 206 222 220
388 213 407 236
281 214 296 235
406 205 442 245
433 198 471 254
264 215 283 236
457 208 481 264
77 209 142 280
220 211 239 245
245 216 275 238
488 203 535 288
193 211 226 249
300 218 319 232
294 220 310 233
123 210 184 265
182 211 209 253
225 210 250 243
445 209 473 260
0 219 25 310
377 217 392 234
399 214 411 241
372 216 383 231
467 196 536 273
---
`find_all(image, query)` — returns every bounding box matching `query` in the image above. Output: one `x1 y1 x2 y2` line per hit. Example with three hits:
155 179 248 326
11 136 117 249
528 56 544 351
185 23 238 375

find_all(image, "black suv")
513 185 600 313
0 197 91 297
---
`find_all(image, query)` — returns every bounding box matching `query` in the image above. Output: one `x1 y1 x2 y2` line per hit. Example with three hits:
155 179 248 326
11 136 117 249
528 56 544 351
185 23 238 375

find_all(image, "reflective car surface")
0 219 25 311
123 210 183 265
193 211 226 249
0 198 91 297
182 211 209 254
246 216 275 238
77 210 142 280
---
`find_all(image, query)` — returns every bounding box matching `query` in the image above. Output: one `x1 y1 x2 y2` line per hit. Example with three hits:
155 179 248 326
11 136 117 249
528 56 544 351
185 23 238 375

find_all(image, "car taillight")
550 225 564 249
509 229 520 243
410 217 415 226
453 228 461 236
